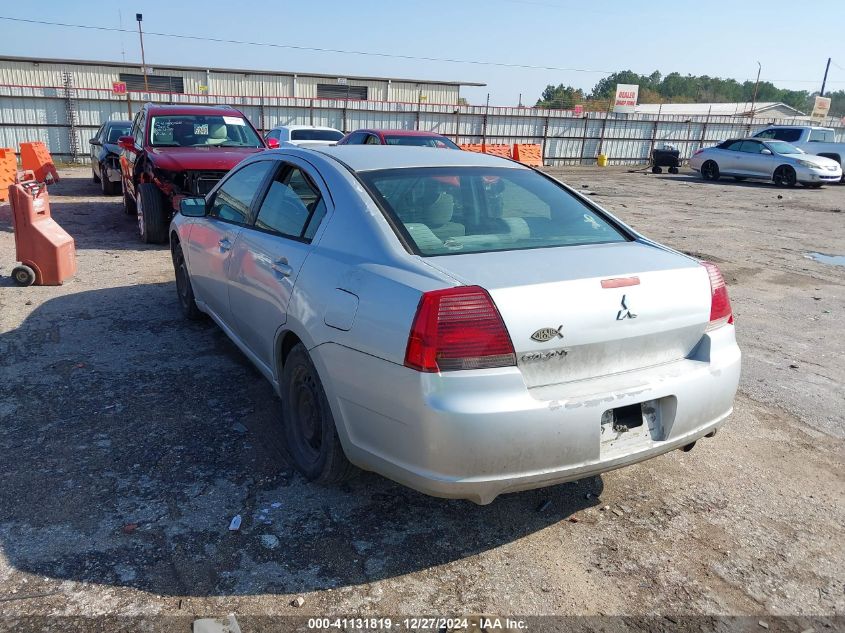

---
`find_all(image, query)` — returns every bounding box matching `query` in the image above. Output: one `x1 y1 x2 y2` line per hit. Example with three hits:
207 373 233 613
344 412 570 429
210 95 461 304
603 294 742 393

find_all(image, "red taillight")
404 286 516 372
702 261 733 330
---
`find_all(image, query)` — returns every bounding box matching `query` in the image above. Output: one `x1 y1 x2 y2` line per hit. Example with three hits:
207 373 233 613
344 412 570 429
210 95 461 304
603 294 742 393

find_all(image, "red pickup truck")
118 103 272 243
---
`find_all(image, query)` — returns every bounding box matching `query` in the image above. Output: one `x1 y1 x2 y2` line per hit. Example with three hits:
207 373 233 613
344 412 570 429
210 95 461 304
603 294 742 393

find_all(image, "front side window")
106 125 131 144
208 161 275 224
365 134 382 145
770 128 801 143
384 135 460 149
739 141 766 154
254 167 327 240
361 167 628 256
149 115 261 148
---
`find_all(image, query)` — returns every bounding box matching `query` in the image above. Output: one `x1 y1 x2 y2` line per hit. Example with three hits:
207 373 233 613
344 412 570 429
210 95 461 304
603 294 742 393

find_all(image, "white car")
264 125 344 148
171 146 741 504
689 138 842 187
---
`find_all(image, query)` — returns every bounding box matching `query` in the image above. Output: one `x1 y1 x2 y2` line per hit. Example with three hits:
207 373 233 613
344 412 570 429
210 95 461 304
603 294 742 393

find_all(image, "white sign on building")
811 96 831 119
613 84 639 114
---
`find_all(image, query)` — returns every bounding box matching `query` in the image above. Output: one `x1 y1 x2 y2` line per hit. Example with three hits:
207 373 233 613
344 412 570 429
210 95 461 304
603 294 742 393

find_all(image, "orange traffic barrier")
9 180 76 286
20 142 59 184
512 144 543 167
0 148 16 202
459 143 484 153
483 144 512 159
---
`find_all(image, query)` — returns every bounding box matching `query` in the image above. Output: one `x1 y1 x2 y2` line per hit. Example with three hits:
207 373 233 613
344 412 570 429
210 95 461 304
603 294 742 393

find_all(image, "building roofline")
0 54 487 87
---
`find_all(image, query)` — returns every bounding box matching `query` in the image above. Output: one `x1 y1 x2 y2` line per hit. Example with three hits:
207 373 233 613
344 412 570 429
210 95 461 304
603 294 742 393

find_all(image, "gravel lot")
0 165 842 628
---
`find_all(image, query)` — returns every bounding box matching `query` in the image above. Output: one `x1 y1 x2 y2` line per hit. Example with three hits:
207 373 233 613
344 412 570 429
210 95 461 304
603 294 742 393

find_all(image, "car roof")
356 129 449 137
272 124 341 132
308 145 527 171
143 103 243 116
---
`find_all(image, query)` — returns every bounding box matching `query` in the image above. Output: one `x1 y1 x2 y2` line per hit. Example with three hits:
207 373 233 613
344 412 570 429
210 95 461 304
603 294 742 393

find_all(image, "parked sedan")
264 125 344 148
337 128 460 149
689 138 842 187
170 146 741 504
89 119 132 195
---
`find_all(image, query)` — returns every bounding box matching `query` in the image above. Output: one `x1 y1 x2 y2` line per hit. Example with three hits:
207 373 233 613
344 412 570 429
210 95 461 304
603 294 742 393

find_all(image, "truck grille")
187 171 227 196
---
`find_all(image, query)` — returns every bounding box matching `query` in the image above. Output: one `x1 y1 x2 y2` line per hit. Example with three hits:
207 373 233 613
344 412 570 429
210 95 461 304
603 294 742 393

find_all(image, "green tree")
535 84 585 109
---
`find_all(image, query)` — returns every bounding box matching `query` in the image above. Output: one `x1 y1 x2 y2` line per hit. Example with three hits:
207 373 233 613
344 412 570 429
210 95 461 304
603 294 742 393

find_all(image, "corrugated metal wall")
1 76 843 165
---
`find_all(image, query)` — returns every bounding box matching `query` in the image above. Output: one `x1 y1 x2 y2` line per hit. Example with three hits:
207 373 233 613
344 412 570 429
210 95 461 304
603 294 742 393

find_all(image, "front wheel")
171 241 203 320
773 165 797 188
137 182 169 244
701 160 720 181
281 343 356 483
100 164 120 195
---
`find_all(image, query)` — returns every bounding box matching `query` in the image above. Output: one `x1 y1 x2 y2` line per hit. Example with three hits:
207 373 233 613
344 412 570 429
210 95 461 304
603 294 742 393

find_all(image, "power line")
0 16 615 75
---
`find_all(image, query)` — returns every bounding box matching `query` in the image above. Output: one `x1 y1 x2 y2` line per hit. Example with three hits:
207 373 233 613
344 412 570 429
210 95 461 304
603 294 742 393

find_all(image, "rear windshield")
149 115 262 148
384 135 460 149
290 129 344 141
360 167 629 256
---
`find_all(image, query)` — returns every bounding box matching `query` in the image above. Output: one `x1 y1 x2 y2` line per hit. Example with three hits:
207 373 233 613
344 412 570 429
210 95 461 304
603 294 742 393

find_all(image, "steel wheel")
12 265 36 287
136 191 146 240
701 160 720 181
773 165 797 187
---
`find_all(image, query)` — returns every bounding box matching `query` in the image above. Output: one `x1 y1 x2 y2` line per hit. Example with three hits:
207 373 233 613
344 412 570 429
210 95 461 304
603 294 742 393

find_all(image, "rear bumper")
315 327 741 504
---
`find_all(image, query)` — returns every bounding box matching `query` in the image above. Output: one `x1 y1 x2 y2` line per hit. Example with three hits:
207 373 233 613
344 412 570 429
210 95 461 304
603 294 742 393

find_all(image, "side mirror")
180 196 207 217
89 138 101 146
117 135 135 150
266 137 280 149
760 149 772 155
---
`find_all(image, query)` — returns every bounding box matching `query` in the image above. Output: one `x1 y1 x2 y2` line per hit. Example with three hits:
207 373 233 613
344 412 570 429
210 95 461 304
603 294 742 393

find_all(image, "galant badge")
616 294 637 320
530 325 564 342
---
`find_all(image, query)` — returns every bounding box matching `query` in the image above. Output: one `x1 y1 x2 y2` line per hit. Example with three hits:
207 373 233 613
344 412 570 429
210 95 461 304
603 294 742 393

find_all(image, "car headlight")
796 160 817 168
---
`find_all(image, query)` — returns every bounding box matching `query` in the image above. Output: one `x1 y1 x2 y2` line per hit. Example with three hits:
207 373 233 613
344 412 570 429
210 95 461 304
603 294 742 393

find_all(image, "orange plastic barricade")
20 141 60 184
512 144 543 167
8 180 76 286
0 147 16 202
483 144 512 159
459 143 484 153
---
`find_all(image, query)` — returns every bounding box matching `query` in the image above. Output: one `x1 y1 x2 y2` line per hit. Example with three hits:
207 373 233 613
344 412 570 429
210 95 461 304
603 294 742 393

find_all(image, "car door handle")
218 238 232 252
271 257 293 277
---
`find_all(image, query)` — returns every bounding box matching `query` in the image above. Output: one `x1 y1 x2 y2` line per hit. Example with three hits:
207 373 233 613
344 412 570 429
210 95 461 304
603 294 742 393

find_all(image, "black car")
90 120 132 195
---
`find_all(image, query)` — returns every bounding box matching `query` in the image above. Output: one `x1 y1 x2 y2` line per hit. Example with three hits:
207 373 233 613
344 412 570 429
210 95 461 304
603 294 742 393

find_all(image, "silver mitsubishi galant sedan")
170 146 741 504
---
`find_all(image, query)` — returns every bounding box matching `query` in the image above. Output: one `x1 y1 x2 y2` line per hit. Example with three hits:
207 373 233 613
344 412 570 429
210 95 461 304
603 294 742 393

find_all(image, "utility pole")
136 13 150 95
749 61 761 118
820 57 831 96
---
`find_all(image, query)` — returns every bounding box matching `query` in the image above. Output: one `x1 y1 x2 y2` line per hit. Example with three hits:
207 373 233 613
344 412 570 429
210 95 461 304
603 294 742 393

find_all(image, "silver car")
689 138 842 187
170 147 741 504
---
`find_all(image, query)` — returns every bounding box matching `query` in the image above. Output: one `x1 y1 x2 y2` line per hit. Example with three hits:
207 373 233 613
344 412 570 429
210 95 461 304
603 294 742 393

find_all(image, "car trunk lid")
420 241 711 388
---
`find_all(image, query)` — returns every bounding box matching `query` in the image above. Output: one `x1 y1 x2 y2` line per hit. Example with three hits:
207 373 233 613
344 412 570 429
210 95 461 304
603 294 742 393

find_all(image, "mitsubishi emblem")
616 294 637 320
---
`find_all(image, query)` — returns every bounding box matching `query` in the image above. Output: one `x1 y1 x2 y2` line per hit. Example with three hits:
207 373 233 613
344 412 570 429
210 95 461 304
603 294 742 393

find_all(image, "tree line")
535 70 844 117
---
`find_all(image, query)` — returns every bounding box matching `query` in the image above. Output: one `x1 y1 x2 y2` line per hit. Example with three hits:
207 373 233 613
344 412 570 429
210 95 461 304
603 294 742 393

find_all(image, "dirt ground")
0 165 842 630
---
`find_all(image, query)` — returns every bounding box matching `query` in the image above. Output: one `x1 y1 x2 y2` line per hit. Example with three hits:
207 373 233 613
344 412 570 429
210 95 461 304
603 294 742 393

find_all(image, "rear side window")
253 167 326 241
808 129 834 142
209 161 275 225
360 167 628 256
290 129 344 141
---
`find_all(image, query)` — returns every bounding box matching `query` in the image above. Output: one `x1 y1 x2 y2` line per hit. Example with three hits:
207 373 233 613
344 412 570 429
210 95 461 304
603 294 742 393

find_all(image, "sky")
0 0 844 106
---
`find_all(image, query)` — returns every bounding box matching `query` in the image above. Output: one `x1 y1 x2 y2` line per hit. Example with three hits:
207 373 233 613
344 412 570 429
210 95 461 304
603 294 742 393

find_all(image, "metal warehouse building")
0 55 484 160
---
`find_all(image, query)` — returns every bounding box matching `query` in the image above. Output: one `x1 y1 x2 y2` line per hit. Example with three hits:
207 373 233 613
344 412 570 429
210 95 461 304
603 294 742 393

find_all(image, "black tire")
137 182 169 244
281 343 356 483
171 241 203 321
92 168 100 184
100 164 120 195
651 165 662 174
773 165 797 188
701 160 720 181
123 186 136 216
12 265 36 287
668 166 679 174
733 176 747 182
